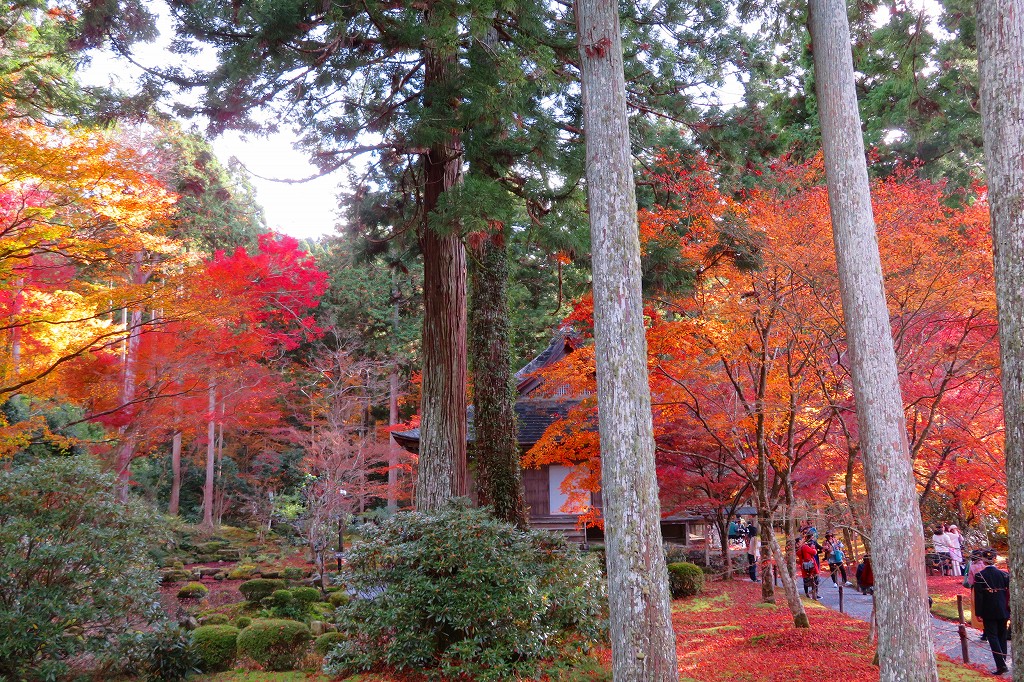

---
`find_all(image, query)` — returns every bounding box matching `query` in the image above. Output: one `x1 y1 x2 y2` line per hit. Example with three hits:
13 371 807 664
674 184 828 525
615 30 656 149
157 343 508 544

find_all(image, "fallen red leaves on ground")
670 580 999 682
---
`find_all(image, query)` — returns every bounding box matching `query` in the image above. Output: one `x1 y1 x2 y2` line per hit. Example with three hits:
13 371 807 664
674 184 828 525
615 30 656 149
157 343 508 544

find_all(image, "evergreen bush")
0 457 165 680
667 562 705 598
141 623 199 682
236 619 311 671
239 578 286 602
323 501 606 681
290 586 321 604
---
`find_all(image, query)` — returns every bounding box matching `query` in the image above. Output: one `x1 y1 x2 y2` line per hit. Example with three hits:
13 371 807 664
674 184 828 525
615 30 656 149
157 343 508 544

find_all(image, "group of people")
931 523 966 576
796 531 856 599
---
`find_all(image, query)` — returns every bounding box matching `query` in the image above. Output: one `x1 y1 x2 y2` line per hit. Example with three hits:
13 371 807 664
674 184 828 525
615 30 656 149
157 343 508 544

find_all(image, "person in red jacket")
797 535 820 599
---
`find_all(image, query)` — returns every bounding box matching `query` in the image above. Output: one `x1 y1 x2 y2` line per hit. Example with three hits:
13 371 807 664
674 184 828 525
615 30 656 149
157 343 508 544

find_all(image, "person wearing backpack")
797 535 820 599
824 532 851 587
973 549 1010 675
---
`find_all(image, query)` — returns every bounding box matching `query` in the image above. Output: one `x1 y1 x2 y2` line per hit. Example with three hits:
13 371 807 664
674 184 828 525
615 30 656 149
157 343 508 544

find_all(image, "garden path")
811 578 1009 675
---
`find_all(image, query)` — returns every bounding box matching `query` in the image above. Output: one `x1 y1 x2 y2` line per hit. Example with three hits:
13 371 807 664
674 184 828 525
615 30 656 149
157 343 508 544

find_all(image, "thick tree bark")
469 232 528 526
169 430 182 516
976 2 1024 677
202 379 217 529
577 0 678 678
415 3 468 511
809 2 937 679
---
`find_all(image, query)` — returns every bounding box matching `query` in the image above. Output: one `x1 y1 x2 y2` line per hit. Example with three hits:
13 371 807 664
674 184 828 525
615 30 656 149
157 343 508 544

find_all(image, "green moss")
177 581 209 599
290 586 320 604
937 659 1000 681
327 590 350 608
672 592 731 613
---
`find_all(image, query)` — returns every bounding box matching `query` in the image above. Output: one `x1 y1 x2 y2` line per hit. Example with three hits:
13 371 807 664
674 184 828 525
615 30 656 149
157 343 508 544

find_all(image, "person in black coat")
973 549 1011 674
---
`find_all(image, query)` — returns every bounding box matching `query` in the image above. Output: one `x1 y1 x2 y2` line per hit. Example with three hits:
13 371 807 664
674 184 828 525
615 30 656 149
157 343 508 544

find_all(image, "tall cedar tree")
160 0 753 515
576 0 677 679
809 1 937 680
976 0 1024 676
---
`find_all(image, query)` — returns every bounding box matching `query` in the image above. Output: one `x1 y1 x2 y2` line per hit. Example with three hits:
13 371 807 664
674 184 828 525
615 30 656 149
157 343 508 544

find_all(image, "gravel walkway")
810 578 1010 676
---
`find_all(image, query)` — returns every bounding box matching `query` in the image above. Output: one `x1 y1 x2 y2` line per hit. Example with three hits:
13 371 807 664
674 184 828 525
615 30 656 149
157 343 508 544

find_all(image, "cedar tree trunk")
577 0 678 678
976 2 1024 677
810 2 937 679
416 4 468 510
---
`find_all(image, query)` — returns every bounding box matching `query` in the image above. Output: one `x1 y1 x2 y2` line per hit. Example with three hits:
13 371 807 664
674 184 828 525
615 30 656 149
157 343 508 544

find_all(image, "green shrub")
327 590 350 608
314 632 346 656
199 613 230 626
236 619 311 671
177 582 210 600
283 566 304 580
234 616 252 629
0 457 165 681
239 578 286 602
667 562 705 598
290 586 321 605
142 623 200 682
323 501 606 681
191 624 239 673
270 589 294 605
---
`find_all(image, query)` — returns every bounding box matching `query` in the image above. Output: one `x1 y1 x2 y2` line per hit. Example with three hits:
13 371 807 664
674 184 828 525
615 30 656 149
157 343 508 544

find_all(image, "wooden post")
839 581 844 613
957 594 971 664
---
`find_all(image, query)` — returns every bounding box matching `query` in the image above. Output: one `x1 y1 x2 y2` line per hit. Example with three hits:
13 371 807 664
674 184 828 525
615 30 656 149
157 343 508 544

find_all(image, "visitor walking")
797 535 820 599
746 522 760 582
965 549 987 637
973 549 1010 675
823 532 850 586
856 554 874 594
946 524 965 576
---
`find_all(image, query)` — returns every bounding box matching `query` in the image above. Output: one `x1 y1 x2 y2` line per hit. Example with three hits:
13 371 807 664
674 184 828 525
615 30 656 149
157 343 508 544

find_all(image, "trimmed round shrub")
667 562 705 598
239 578 286 603
269 589 294 606
177 582 209 600
191 624 239 672
327 590 350 608
314 632 346 656
323 501 606 681
234 616 252 629
283 566 304 581
290 587 321 605
236 619 311 671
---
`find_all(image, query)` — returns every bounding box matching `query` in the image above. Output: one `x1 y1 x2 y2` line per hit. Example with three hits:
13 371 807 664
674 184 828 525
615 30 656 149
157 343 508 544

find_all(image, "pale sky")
80 7 343 241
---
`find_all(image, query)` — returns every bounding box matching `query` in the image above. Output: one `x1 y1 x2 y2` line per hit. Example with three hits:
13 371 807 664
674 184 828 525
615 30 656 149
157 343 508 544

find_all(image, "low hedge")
236 619 311 671
191 624 239 673
239 578 286 603
667 562 705 598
